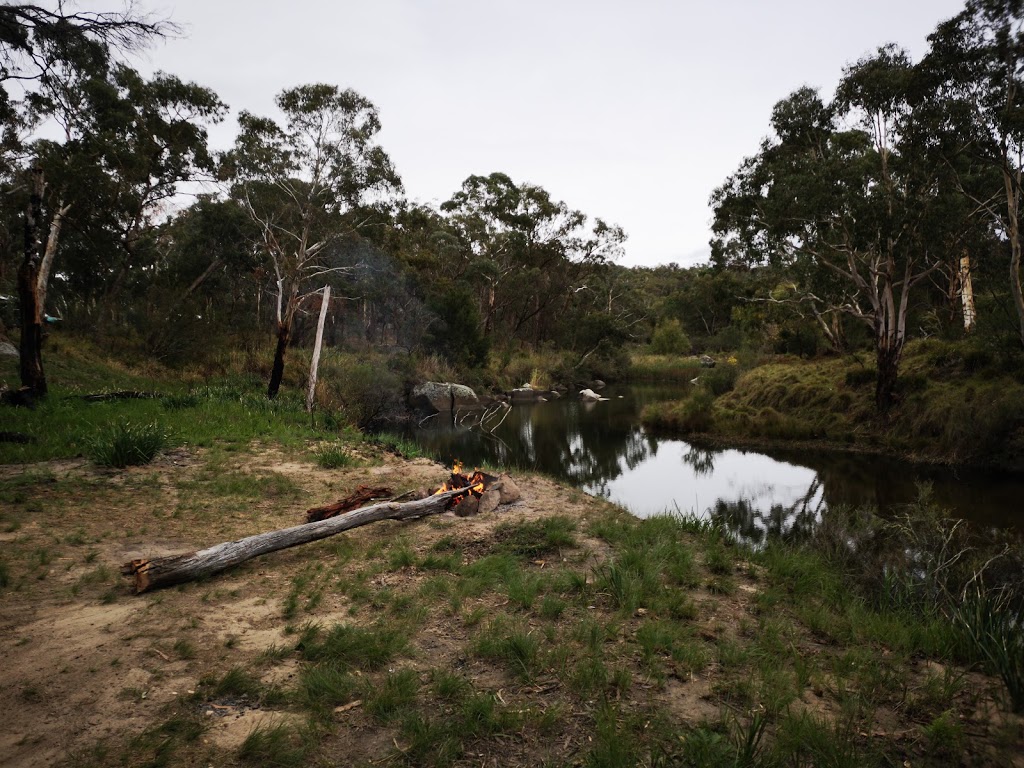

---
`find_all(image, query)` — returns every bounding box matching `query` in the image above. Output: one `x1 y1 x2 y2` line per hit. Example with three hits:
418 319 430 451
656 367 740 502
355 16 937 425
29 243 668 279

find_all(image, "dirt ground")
1 445 1022 767
0 447 607 766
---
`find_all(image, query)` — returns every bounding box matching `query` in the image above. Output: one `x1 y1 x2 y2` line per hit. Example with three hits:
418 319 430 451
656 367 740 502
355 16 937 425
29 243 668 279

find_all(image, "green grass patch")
296 621 409 671
88 421 169 467
313 442 356 469
493 515 577 558
472 619 541 682
365 668 420 722
238 722 316 767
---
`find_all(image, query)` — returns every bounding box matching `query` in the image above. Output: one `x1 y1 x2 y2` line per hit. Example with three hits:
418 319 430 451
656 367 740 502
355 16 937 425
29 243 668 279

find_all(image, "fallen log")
78 391 159 402
305 485 393 523
121 486 465 594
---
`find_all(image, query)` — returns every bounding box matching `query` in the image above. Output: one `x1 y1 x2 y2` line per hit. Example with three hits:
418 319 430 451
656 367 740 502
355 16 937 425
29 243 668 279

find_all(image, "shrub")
643 390 715 434
89 422 168 468
703 364 740 396
650 319 690 355
318 353 404 429
953 587 1024 713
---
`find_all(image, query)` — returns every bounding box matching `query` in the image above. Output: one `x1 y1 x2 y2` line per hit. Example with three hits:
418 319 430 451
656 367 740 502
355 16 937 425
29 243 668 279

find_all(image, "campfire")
433 461 499 509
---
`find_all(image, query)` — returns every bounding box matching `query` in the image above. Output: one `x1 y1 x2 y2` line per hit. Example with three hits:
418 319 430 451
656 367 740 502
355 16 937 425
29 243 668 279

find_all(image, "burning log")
434 463 519 515
122 486 472 594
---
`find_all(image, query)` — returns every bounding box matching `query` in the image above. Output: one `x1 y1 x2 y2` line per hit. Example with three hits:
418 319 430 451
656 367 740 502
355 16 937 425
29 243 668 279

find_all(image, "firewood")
305 485 393 522
121 487 470 594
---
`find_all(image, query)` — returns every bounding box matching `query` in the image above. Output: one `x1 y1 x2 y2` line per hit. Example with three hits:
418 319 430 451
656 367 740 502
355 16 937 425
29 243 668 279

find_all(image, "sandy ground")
1 446 1021 767
0 448 606 766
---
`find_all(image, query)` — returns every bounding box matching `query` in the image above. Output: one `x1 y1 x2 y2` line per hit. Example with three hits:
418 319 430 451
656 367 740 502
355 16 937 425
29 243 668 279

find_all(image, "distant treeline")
3 2 1024 406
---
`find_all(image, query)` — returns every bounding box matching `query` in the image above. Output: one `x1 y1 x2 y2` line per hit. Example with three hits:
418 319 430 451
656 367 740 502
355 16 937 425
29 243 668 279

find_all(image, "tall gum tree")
711 47 950 412
1 2 175 396
440 172 625 347
225 84 401 399
27 65 225 320
924 0 1024 346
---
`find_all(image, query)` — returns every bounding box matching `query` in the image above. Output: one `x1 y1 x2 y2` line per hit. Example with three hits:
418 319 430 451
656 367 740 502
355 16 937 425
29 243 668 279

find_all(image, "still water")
409 384 1023 541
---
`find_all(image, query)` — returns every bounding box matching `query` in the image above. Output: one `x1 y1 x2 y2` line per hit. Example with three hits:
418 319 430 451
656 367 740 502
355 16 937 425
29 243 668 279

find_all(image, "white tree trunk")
306 285 331 413
960 254 977 334
36 201 71 316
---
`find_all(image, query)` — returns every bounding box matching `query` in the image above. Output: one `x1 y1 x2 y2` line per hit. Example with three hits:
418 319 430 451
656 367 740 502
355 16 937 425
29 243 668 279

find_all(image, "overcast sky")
124 0 967 267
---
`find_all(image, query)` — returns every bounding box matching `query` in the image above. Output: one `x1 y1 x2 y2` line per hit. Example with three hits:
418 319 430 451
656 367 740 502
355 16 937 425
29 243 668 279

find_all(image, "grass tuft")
88 421 169 467
313 442 355 469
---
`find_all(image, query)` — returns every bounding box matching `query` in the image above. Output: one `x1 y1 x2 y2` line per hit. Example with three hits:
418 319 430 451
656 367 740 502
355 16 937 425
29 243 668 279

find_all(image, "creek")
408 384 1024 543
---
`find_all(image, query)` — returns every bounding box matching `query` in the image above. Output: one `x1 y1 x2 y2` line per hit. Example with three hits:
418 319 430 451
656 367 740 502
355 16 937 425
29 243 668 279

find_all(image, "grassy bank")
1 339 1021 766
1 450 1020 767
640 339 1024 471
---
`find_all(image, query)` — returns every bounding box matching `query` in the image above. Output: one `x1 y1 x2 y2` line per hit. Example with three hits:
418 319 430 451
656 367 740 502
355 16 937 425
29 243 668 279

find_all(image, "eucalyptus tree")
440 172 625 347
225 85 401 398
923 0 1024 345
712 47 952 411
1 2 173 150
1 2 175 396
46 66 225 310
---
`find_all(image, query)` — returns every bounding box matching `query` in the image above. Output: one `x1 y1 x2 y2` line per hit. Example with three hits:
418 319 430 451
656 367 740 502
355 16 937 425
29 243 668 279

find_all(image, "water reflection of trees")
418 393 659 488
415 388 1024 534
682 446 716 476
708 478 825 547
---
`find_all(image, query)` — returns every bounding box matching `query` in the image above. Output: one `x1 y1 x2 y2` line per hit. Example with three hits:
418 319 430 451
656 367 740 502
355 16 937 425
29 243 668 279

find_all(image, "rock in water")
409 382 480 413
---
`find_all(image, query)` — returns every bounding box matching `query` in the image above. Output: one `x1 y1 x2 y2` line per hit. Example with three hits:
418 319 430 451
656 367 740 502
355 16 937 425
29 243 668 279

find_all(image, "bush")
642 390 715 433
953 587 1024 713
650 319 690 355
89 422 169 467
318 352 404 430
314 443 355 469
426 285 490 369
703 364 740 396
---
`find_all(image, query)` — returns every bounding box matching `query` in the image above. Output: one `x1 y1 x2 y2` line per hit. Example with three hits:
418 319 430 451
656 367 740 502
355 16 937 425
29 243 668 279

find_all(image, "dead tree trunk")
267 323 290 400
306 285 330 412
18 168 47 397
960 253 977 334
121 487 466 594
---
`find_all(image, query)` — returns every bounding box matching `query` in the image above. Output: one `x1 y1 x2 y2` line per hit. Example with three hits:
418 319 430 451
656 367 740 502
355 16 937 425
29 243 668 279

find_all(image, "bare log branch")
122 487 470 593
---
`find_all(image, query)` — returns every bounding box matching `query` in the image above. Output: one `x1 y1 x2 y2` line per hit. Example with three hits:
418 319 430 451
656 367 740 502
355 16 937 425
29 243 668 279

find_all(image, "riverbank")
2 343 1022 765
1 440 1021 767
638 339 1024 473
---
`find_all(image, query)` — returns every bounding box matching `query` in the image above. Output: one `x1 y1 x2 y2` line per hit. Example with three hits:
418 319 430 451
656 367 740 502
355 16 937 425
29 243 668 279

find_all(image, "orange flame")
433 462 489 504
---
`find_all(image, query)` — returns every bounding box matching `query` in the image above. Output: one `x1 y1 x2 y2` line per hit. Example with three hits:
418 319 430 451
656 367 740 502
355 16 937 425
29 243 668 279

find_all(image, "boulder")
477 488 501 516
409 382 480 414
495 474 522 504
454 496 480 517
0 341 17 358
700 355 717 369
510 387 540 403
579 388 608 402
591 379 606 390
